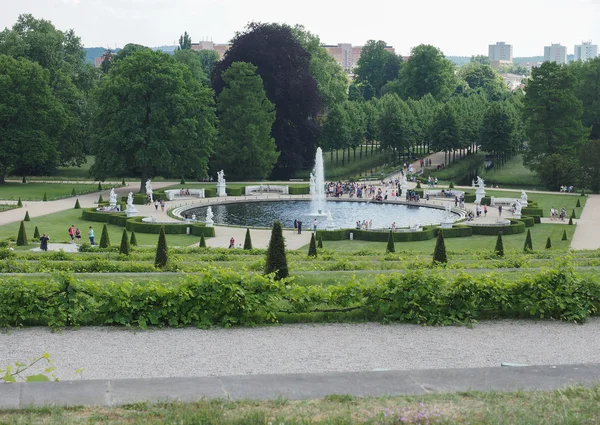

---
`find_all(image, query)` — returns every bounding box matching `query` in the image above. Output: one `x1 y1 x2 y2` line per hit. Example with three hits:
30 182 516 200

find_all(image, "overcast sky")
2 0 599 57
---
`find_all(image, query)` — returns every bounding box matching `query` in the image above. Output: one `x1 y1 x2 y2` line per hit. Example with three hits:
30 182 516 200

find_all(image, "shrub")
16 221 27 246
571 209 576 219
199 233 206 248
416 181 421 189
180 177 186 184
545 237 552 249
98 194 104 203
523 229 533 253
97 182 102 191
24 211 30 221
130 231 138 246
119 229 131 255
449 181 454 189
121 178 126 186
386 231 395 253
470 219 525 235
225 187 245 196
17 198 22 207
33 226 40 240
265 221 288 280
243 228 253 250
581 189 585 196
288 186 310 195
576 199 581 208
154 226 168 268
43 192 48 202
71 188 76 197
308 233 317 257
562 230 568 241
433 230 447 264
318 235 323 249
494 232 504 257
74 199 81 209
99 224 110 248
568 217 573 225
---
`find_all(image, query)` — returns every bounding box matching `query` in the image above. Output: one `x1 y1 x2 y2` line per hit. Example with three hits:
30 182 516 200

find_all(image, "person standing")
498 205 502 217
160 199 165 212
294 219 298 234
68 225 75 244
154 200 159 211
297 220 302 234
75 228 81 244
484 205 488 217
88 226 95 246
313 219 318 233
39 233 50 251
229 237 235 248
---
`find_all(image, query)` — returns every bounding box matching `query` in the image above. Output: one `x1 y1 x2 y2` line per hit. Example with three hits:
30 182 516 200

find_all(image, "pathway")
571 194 600 249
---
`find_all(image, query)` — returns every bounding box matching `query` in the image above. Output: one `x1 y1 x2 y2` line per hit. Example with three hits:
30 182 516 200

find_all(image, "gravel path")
2 320 600 381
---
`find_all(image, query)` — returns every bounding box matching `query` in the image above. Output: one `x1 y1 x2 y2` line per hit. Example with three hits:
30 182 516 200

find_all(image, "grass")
295 148 391 180
425 153 485 182
478 189 586 217
2 385 600 424
0 183 99 201
479 154 542 189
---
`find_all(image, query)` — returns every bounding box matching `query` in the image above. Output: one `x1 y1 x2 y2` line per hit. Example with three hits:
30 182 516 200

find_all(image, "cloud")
62 0 81 4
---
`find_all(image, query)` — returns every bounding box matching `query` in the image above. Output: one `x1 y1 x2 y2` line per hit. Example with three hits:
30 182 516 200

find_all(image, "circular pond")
185 200 459 229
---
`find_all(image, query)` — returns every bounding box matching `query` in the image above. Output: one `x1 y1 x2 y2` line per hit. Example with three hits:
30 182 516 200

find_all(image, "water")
186 200 458 230
311 147 327 216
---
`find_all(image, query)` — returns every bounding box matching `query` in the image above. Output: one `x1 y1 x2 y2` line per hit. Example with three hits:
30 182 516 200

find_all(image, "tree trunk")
336 150 339 165
353 147 357 161
342 149 345 166
360 144 363 160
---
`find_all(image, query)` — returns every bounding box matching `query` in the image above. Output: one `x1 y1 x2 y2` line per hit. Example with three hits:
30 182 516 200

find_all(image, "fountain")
310 147 327 217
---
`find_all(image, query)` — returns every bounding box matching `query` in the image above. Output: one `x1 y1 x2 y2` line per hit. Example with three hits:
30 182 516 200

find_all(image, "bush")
17 198 22 207
516 216 535 227
386 231 395 253
225 187 245 196
180 177 186 184
576 199 581 208
33 226 40 240
155 227 168 268
97 182 102 191
522 208 543 217
433 230 447 264
74 199 81 209
449 181 454 189
571 209 577 219
43 192 48 202
568 217 573 225
122 178 126 186
204 188 217 198
470 219 525 236
97 194 104 203
436 225 472 238
318 235 323 249
523 229 533 253
199 234 206 248
99 224 110 248
545 237 552 249
71 188 76 196
265 221 288 280
130 231 138 246
581 189 585 196
22 176 26 184
494 232 504 257
562 230 568 241
24 211 30 221
416 181 421 189
308 233 317 257
288 186 310 195
16 221 28 246
119 229 131 255
243 228 252 250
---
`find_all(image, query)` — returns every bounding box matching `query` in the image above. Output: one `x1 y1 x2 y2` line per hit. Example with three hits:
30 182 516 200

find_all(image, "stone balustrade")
164 189 205 201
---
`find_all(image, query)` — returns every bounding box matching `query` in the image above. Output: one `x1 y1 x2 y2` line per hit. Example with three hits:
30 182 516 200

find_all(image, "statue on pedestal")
109 188 117 207
217 170 225 185
145 179 153 203
125 192 137 217
205 206 214 227
216 170 227 196
475 176 486 204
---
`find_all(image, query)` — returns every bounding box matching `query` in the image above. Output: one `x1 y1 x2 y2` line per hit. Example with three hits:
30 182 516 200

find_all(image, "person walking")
154 200 159 211
484 205 488 217
313 219 318 233
75 228 81 244
228 237 235 249
68 225 75 244
39 233 50 251
498 205 502 217
88 226 95 246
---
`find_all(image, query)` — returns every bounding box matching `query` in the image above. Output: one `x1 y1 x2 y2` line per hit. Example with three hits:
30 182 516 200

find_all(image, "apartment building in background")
574 41 598 62
322 43 395 72
191 40 230 59
488 42 513 62
544 43 567 64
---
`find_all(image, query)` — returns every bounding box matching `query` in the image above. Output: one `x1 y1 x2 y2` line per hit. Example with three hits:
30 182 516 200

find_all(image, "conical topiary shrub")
33 226 40 239
180 177 186 184
449 181 455 189
199 233 206 248
154 226 168 268
243 228 253 250
562 229 568 241
71 188 76 197
22 176 26 184
494 231 504 257
97 182 102 191
523 229 533 253
24 211 30 221
576 199 581 208
265 221 288 280
416 181 421 189
97 194 104 203
121 178 126 186
74 199 81 209
568 217 573 225
99 224 110 248
386 230 395 253
119 229 131 255
130 231 138 246
42 192 48 202
16 221 27 246
581 189 585 196
545 237 552 249
571 209 576 219
317 235 323 249
17 197 22 207
308 233 317 258
433 230 448 264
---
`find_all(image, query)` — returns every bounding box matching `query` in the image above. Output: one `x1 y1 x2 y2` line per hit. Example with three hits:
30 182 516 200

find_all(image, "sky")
1 0 599 57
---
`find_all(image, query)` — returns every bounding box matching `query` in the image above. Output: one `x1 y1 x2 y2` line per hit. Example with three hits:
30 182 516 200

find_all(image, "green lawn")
0 183 99 201
295 149 392 180
479 154 542 188
479 189 586 217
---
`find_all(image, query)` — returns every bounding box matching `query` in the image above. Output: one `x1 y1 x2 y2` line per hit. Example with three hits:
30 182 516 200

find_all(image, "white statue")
472 179 475 188
205 206 214 227
476 176 485 189
521 190 528 202
217 170 225 185
145 179 153 202
216 170 227 196
514 200 522 217
109 188 117 206
125 192 137 216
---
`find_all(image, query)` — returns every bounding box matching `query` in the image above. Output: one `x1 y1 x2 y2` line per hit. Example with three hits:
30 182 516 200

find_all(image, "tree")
112 43 150 63
74 199 81 209
214 62 278 179
494 232 504 257
523 62 589 189
100 49 113 74
173 49 209 85
562 229 568 241
119 229 131 255
573 57 600 139
396 45 455 101
212 23 320 177
243 228 253 250
354 40 401 98
178 31 192 50
91 49 217 191
579 139 600 193
24 211 30 221
377 95 416 164
433 230 448 264
480 101 521 164
17 198 22 207
16 221 27 246
0 55 66 182
317 235 323 248
386 231 395 253
545 237 552 249
430 104 461 165
321 102 349 164
308 233 317 257
197 50 220 79
33 226 40 239
523 229 533 253
154 226 168 268
470 55 491 65
458 62 508 100
130 231 138 246
199 233 206 248
99 224 110 248
265 221 288 280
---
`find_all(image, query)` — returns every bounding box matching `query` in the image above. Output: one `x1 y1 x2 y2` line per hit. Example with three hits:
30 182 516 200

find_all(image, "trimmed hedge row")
518 216 535 227
470 219 525 235
317 225 473 242
522 207 544 217
0 265 595 328
225 187 245 196
289 186 310 195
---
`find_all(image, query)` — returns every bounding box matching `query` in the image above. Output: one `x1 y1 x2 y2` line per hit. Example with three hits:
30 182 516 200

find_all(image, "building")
488 42 513 62
191 41 230 60
544 43 567 64
322 43 395 72
490 60 513 70
574 41 598 62
499 73 526 91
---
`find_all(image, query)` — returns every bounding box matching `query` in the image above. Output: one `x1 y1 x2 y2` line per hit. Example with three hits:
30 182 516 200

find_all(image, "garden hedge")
469 219 526 235
225 187 245 196
289 186 310 195
517 216 535 227
522 207 544 217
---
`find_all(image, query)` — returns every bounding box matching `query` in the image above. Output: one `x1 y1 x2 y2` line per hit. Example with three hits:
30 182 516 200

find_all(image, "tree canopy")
178 31 192 50
354 40 401 98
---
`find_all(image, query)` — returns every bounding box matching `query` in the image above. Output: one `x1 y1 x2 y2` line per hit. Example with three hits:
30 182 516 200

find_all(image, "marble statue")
145 179 153 202
476 176 485 189
109 188 117 206
520 190 528 202
216 170 227 196
125 192 137 217
514 200 522 218
205 206 214 227
217 170 225 184
309 173 316 195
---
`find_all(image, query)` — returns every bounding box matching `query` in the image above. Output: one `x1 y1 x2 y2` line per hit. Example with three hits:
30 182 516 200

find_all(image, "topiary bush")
576 199 581 208
568 217 573 225
130 231 138 246
562 229 568 241
97 182 102 191
42 192 48 202
318 235 323 249
121 178 126 186
24 211 30 221
199 234 206 248
416 181 421 189
581 189 585 196
180 177 186 184
71 188 76 197
33 226 40 240
308 233 317 257
243 228 252 250
265 221 288 280
432 230 447 264
16 221 28 246
571 209 576 219
119 229 131 255
17 198 22 207
386 230 395 253
523 229 533 253
154 226 168 268
98 194 104 203
545 237 552 249
99 224 110 248
74 199 81 209
494 232 504 257
449 181 454 189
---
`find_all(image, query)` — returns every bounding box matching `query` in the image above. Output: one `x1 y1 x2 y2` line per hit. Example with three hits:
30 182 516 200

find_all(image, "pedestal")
126 210 138 218
475 189 486 204
217 183 227 197
205 220 214 227
513 212 521 219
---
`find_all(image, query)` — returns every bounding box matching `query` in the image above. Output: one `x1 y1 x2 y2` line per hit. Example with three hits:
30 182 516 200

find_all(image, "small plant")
74 199 81 209
33 226 40 239
265 221 288 280
523 229 533 253
97 182 102 191
308 233 317 257
17 197 22 207
1 353 56 383
318 235 323 249
433 230 447 264
180 177 186 184
97 194 104 203
130 231 138 246
571 209 576 219
243 228 253 250
119 229 131 255
494 231 504 257
576 199 581 208
21 176 26 184
545 237 552 249
416 181 421 189
155 226 168 268
568 217 573 225
71 187 76 197
562 229 568 241
43 192 48 202
24 211 30 221
386 230 395 253
580 189 585 196
16 221 28 246
449 181 455 189
121 178 126 186
99 224 110 248
199 233 206 248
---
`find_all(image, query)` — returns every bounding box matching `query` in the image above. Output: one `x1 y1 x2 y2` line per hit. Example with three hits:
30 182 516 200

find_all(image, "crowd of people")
559 185 575 193
550 207 568 221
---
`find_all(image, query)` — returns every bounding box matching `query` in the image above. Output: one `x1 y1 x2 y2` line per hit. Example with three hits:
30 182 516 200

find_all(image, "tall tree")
320 103 349 164
377 94 416 163
470 55 491 65
344 101 367 162
91 49 217 191
430 104 461 165
579 140 600 192
197 50 220 78
173 49 208 85
178 31 192 50
480 101 521 164
212 23 321 177
573 57 600 140
214 62 278 179
458 62 508 100
354 40 401 98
